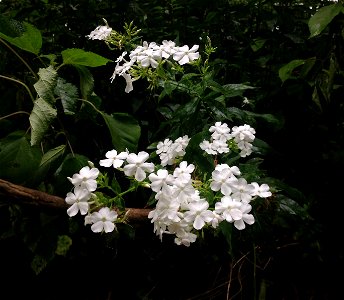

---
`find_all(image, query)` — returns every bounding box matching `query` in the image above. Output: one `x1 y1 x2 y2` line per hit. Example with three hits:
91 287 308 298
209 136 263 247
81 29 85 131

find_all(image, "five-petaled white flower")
123 151 155 181
88 207 118 233
173 45 200 65
65 186 91 217
67 166 99 192
99 149 128 168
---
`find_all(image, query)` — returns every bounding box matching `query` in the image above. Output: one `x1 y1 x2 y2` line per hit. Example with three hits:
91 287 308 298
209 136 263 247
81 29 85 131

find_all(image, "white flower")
173 161 195 183
233 203 255 230
209 122 231 141
148 169 174 192
136 48 161 68
87 25 112 40
67 166 99 192
123 151 155 181
65 186 91 217
210 168 238 196
184 200 214 230
122 72 134 93
160 40 177 58
214 196 243 223
199 140 217 155
88 207 118 233
173 45 200 65
156 139 173 154
251 182 272 198
231 178 255 203
174 231 197 247
99 149 128 168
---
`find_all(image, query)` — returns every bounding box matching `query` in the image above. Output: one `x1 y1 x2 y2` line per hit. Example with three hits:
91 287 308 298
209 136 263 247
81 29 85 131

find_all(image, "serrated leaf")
0 21 42 55
29 98 57 146
61 48 112 67
54 77 79 115
308 3 343 38
34 65 58 104
102 112 141 152
278 59 305 82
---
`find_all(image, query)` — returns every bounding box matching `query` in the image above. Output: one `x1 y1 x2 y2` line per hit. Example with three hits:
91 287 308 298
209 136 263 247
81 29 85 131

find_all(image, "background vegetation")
0 0 343 299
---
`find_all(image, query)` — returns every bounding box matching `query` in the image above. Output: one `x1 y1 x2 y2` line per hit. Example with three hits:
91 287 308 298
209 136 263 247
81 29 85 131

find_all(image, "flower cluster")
108 40 199 93
64 122 272 246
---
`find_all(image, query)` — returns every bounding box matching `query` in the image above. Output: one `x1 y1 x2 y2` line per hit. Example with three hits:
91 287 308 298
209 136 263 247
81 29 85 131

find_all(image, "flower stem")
0 75 35 103
0 37 38 80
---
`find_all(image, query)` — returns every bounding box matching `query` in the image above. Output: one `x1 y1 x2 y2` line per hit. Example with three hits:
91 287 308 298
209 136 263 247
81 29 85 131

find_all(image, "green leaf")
54 77 79 115
36 145 66 180
308 3 343 38
34 65 58 104
74 65 94 99
278 59 305 82
61 48 112 67
222 83 255 98
250 38 267 52
55 235 72 256
31 255 47 275
102 112 141 152
0 21 42 55
0 134 42 185
29 98 57 146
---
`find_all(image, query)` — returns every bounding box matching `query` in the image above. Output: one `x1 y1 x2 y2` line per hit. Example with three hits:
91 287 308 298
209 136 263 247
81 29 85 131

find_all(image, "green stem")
0 75 35 102
0 110 30 121
0 37 38 80
77 98 103 114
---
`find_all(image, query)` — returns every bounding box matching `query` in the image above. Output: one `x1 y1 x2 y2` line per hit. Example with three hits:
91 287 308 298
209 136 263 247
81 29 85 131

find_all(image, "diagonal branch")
0 179 151 222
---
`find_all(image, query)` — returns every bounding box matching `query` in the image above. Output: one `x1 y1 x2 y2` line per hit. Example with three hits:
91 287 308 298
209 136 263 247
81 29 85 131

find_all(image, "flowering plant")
66 120 272 246
60 20 279 247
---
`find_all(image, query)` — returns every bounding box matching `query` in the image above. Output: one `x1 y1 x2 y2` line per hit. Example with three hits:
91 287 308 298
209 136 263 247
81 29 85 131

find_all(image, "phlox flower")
211 139 230 154
251 182 272 198
123 151 155 181
136 48 161 68
233 203 255 230
183 200 214 230
87 207 118 233
199 140 217 155
160 40 177 58
148 169 174 192
231 178 255 203
173 45 200 65
210 168 238 196
209 122 231 141
172 179 196 202
99 149 128 168
173 161 195 183
65 186 91 217
87 25 112 40
156 139 173 154
67 166 99 192
214 196 243 223
174 231 197 247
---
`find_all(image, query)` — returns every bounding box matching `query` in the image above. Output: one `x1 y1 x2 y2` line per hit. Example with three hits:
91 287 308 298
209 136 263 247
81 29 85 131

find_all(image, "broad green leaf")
278 59 305 82
222 83 255 98
29 98 57 146
54 77 79 115
34 65 58 104
308 3 343 38
74 65 94 98
0 134 42 184
250 38 267 52
102 112 141 152
61 48 112 67
36 145 66 180
0 21 42 55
